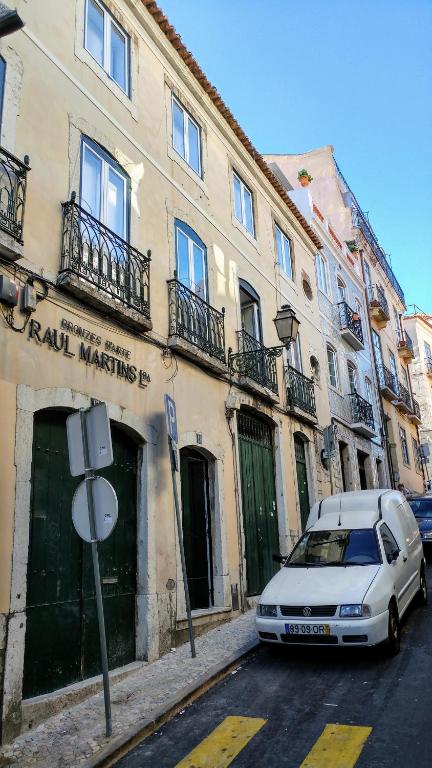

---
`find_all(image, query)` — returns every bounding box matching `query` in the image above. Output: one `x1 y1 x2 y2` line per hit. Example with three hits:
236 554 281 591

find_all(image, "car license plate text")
285 623 330 635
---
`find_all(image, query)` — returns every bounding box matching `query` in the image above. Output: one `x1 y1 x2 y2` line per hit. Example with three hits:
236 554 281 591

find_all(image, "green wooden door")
180 448 213 610
23 410 137 699
238 412 279 596
294 436 310 531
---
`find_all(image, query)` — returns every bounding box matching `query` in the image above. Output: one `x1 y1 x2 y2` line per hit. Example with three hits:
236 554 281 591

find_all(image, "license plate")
285 623 330 635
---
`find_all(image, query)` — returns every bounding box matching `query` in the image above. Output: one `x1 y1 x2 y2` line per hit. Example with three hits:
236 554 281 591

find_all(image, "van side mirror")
272 553 287 564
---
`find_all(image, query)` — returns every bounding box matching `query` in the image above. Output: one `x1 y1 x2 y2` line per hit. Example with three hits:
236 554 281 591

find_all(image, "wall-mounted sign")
26 317 151 389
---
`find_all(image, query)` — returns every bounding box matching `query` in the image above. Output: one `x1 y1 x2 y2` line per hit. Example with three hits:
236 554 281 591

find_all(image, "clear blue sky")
159 0 432 312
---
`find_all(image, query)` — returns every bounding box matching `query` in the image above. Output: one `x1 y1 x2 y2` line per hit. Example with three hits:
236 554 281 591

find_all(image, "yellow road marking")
300 723 372 768
174 715 266 768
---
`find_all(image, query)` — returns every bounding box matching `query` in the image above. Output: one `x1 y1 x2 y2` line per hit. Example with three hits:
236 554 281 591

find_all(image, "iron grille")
229 329 279 395
337 301 363 345
397 330 414 356
0 147 30 243
280 605 337 617
167 279 225 362
368 284 389 318
377 364 398 394
237 411 273 446
412 399 421 421
350 391 374 430
60 197 150 317
285 365 316 417
397 381 412 410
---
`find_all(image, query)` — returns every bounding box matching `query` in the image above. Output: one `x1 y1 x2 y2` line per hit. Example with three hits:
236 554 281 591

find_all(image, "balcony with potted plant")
337 300 364 351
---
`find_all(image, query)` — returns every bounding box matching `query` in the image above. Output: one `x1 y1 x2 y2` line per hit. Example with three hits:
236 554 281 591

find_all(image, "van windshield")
285 529 381 567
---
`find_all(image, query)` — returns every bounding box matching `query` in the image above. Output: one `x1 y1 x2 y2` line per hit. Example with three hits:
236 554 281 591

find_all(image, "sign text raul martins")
27 318 151 388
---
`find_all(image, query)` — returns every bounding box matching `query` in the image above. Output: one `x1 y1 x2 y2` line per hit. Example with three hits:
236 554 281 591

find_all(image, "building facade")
265 147 423 495
404 311 432 486
0 0 333 741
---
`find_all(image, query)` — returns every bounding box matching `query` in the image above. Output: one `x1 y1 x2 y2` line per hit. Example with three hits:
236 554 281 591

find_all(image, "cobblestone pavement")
0 611 257 768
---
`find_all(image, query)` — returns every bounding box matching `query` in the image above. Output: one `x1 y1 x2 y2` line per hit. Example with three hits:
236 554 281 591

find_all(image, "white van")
256 490 426 654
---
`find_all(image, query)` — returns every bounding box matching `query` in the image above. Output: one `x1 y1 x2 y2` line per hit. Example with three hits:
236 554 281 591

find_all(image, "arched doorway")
294 434 311 531
23 409 138 698
180 447 214 610
237 410 279 595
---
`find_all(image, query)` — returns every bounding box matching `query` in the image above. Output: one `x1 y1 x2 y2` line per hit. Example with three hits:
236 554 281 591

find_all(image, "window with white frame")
85 0 129 94
364 259 372 297
316 253 328 295
413 437 422 473
172 96 202 176
392 306 400 337
81 137 129 239
289 334 302 372
233 171 254 236
347 362 357 393
355 298 362 322
424 341 432 362
337 277 346 302
400 426 410 465
275 223 293 279
365 376 373 404
175 220 207 300
327 345 339 388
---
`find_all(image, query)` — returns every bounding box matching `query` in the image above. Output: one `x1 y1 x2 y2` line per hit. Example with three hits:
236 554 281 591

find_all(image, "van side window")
380 524 399 561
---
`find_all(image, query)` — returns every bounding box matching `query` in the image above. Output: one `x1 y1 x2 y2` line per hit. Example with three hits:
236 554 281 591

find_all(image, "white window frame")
365 376 373 405
337 277 346 303
175 222 207 300
84 0 129 94
233 171 255 236
316 253 329 295
364 259 372 296
81 138 128 238
171 95 202 177
400 426 410 466
289 334 302 372
327 344 339 389
275 223 293 279
347 362 358 393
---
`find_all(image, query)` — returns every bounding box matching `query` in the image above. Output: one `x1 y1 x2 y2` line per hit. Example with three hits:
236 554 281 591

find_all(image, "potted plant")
298 169 313 187
346 240 359 254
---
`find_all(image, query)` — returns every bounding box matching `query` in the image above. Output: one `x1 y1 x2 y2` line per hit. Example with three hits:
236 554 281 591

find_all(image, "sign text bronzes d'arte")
27 317 151 388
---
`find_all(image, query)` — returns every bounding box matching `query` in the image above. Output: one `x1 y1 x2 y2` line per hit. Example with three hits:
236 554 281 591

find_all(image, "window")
85 0 129 93
172 96 202 176
401 365 409 389
316 253 328 295
233 172 254 235
399 426 410 465
365 377 373 404
337 277 346 302
393 306 400 336
389 351 398 388
239 280 261 342
289 334 302 372
0 57 5 132
347 362 357 393
327 345 339 388
424 341 432 362
286 529 381 567
380 523 399 562
355 298 362 321
364 259 372 297
413 438 422 474
175 220 207 300
81 137 129 239
275 224 293 279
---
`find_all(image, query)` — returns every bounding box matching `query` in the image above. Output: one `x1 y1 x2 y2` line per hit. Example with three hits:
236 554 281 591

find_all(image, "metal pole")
169 436 196 658
80 409 112 737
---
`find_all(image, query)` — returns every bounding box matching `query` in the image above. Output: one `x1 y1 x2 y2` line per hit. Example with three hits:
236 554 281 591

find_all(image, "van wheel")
417 564 428 606
387 603 400 656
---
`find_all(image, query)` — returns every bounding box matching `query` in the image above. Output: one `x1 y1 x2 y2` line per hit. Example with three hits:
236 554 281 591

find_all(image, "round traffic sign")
72 476 118 542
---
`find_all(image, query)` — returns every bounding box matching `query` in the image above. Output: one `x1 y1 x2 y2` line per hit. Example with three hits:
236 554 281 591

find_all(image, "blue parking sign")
164 394 178 443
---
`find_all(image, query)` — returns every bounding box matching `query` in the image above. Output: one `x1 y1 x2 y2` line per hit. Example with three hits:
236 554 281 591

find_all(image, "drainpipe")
359 249 395 488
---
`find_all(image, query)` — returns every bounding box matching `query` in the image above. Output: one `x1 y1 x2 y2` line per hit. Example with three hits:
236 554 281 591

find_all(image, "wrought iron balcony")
335 160 405 307
376 364 398 400
397 330 414 361
228 329 279 396
349 391 375 437
425 357 432 375
0 146 30 247
396 380 412 414
60 196 150 322
167 279 225 363
368 284 390 326
408 398 421 425
338 301 364 350
285 365 317 419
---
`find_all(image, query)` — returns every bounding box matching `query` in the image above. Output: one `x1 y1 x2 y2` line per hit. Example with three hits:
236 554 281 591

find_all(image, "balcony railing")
167 279 225 362
0 147 30 243
411 398 421 422
350 392 374 431
338 301 364 348
368 284 389 319
376 364 397 395
335 160 405 307
397 380 412 411
397 330 414 358
285 365 316 418
228 329 279 395
60 197 150 318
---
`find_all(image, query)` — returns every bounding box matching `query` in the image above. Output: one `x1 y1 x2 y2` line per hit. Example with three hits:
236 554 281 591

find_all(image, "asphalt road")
116 567 432 767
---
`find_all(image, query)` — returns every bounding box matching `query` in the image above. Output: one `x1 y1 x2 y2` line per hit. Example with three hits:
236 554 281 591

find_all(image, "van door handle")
403 556 408 563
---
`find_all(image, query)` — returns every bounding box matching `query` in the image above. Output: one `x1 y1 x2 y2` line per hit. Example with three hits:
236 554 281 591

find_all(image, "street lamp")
0 3 24 37
273 304 300 348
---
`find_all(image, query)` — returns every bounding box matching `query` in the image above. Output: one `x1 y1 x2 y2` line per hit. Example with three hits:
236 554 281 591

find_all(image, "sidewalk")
0 610 258 768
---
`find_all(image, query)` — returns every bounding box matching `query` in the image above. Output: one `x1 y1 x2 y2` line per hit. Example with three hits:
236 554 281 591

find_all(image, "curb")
82 637 259 768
